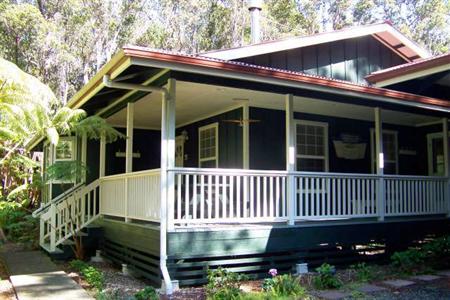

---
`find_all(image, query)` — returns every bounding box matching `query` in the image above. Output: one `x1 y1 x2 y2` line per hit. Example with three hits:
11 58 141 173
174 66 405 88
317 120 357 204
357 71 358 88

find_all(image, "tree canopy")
0 0 449 107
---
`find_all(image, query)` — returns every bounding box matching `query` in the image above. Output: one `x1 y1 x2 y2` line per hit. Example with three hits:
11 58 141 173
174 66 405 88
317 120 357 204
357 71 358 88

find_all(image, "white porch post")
126 102 134 173
243 104 250 169
286 94 296 225
442 118 450 217
99 134 106 178
375 107 385 221
160 78 176 294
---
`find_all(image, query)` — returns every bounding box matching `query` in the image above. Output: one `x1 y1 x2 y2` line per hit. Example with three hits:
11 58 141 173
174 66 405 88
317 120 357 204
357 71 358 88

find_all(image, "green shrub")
313 263 342 290
69 260 104 290
391 249 426 274
350 262 374 282
69 259 89 272
134 286 159 300
0 203 38 248
262 274 305 298
82 266 104 290
0 201 24 227
423 236 450 263
206 267 248 300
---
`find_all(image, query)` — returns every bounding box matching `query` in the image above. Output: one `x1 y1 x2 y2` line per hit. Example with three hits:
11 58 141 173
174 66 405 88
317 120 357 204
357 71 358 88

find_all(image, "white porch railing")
100 169 161 222
294 173 379 220
384 175 448 216
171 168 289 225
96 168 449 227
168 168 449 226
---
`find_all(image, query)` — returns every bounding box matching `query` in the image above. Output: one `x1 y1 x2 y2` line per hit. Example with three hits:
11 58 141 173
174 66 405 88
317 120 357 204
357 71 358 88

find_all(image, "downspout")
102 75 174 295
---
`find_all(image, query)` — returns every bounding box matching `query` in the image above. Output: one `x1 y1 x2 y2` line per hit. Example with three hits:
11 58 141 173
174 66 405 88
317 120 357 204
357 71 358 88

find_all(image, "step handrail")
33 182 85 217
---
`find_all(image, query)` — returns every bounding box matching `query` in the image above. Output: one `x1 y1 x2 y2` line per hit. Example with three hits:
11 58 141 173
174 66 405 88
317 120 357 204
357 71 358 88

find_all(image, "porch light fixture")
181 130 189 141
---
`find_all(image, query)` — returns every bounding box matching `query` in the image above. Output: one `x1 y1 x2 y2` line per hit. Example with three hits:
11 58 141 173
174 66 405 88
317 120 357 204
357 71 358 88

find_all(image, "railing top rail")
100 168 161 181
168 167 448 180
168 167 288 176
33 182 85 217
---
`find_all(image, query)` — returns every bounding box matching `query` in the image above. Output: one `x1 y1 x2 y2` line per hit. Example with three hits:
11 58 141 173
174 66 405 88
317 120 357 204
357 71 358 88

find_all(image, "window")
296 121 328 172
54 137 77 161
371 130 398 174
198 123 218 168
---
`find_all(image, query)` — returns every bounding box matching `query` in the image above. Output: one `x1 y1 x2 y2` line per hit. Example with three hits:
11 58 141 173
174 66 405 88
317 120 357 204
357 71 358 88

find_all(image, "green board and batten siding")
95 218 161 285
235 36 406 84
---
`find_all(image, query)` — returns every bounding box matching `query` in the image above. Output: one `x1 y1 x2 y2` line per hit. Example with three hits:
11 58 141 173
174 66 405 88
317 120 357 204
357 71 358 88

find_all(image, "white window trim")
54 136 77 162
370 129 399 174
295 120 329 172
198 122 219 168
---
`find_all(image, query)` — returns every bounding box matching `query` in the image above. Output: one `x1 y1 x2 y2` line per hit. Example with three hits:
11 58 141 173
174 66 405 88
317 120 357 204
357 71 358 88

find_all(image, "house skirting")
96 216 449 286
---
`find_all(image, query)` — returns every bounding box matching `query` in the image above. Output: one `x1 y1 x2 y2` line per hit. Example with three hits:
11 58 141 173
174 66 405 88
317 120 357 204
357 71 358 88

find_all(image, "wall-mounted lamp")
181 130 189 141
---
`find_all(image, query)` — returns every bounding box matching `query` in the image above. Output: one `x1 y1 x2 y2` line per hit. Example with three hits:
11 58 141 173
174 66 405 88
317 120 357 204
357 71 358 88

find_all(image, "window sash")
295 121 328 172
198 123 218 167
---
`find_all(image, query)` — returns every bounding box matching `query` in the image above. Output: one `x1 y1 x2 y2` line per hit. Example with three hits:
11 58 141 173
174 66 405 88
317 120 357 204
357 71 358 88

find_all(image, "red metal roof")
366 52 450 84
123 46 450 109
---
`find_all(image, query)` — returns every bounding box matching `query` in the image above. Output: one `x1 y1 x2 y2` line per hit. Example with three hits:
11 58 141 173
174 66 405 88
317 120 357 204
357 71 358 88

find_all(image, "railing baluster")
250 176 255 218
269 176 274 217
214 175 219 219
263 176 268 217
222 175 227 219
243 175 248 218
281 176 286 217
257 176 261 217
229 175 234 218
208 175 212 219
177 175 182 221
305 177 310 217
237 175 241 218
276 176 280 217
185 174 190 220
200 175 205 220
193 175 198 220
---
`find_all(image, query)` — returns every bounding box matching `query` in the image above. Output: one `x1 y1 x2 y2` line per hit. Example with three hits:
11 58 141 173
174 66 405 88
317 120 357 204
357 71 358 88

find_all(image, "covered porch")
95 77 450 230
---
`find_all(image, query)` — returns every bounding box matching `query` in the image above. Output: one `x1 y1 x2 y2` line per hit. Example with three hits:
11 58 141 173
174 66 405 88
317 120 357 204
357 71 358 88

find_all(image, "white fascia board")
374 63 450 87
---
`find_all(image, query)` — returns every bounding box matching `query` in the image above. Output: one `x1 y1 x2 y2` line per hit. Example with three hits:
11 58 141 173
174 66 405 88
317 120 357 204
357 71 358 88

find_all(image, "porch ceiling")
106 81 440 129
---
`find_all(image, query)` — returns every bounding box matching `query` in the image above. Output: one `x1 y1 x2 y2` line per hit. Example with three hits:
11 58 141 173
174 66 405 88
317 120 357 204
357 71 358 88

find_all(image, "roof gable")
200 23 430 63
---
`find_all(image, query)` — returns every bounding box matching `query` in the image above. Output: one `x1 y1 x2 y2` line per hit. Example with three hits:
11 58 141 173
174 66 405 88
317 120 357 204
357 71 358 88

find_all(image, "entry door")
427 132 449 176
175 136 185 167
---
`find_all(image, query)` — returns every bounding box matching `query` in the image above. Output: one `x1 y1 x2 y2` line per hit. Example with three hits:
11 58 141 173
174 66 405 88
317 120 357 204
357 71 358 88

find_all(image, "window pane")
296 123 326 158
55 140 74 160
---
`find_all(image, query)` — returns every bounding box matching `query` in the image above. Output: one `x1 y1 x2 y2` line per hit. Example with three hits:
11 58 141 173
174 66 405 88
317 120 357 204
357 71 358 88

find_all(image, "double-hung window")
54 137 77 161
198 123 218 168
296 121 328 172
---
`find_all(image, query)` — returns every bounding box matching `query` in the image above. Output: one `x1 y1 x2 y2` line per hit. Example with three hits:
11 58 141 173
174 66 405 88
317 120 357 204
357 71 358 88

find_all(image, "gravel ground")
366 278 450 300
88 262 152 299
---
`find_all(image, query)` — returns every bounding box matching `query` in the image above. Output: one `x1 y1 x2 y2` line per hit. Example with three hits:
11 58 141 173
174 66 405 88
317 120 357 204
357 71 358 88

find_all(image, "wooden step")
40 243 64 254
